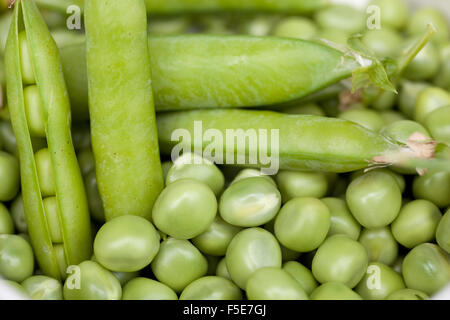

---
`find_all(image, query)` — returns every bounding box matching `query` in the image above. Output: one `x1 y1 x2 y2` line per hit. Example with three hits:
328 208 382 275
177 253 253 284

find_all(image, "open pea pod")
4 0 92 280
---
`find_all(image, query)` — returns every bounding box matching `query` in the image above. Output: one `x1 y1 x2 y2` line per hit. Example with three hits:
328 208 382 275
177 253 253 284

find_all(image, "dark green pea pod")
4 0 91 280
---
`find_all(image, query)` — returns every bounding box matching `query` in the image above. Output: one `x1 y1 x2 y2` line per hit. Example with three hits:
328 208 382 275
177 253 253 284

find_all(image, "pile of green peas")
1 0 450 300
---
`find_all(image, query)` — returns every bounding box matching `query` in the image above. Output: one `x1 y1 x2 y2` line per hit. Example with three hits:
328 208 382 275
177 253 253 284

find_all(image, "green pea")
315 5 365 35
219 177 281 227
358 227 399 266
403 38 440 81
216 257 231 280
0 151 19 201
355 263 405 300
1 279 29 299
0 234 34 282
83 170 105 223
312 235 368 288
23 85 46 138
166 153 225 196
161 160 173 180
380 110 407 125
321 197 361 240
436 208 450 253
281 103 325 116
148 16 190 35
371 90 397 111
263 219 302 262
63 261 122 300
21 275 63 300
413 171 450 208
0 202 14 234
226 228 281 289
392 200 442 249
402 243 450 296
153 179 217 239
34 148 55 197
274 197 330 252
54 244 68 281
239 14 277 37
246 267 308 300
350 168 405 194
414 87 450 124
275 170 328 203
231 168 276 186
0 121 17 155
370 0 409 30
407 8 449 44
122 277 178 300
180 276 242 300
151 238 208 293
399 81 430 118
386 288 429 300
338 109 385 132
71 123 91 151
424 106 450 144
434 43 450 89
346 171 401 228
112 271 139 286
77 148 95 176
362 28 402 59
42 197 63 244
192 216 242 256
94 215 160 272
283 261 318 295
18 31 34 85
310 282 362 300
380 120 430 145
272 17 318 40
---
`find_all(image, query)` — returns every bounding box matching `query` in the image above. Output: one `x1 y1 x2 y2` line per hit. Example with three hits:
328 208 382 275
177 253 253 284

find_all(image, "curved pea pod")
4 0 91 280
156 109 443 173
84 0 164 220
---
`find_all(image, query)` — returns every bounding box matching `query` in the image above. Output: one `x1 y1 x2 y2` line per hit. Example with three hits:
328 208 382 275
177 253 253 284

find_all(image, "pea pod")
84 0 164 220
4 0 91 280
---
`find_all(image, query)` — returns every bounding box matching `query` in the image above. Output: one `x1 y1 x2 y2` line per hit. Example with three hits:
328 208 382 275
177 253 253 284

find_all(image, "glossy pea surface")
275 170 328 203
358 227 399 266
122 277 178 300
414 87 450 124
21 275 63 300
310 282 362 300
283 261 318 295
321 197 360 240
338 109 385 132
0 234 34 282
355 263 405 300
34 148 55 197
23 85 45 138
413 171 450 208
386 288 429 300
0 151 19 201
180 276 242 300
424 106 450 144
0 203 14 234
436 208 450 253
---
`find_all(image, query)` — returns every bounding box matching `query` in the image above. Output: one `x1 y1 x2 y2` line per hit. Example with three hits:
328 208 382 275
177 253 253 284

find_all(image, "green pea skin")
407 8 449 44
369 0 409 30
386 288 429 300
272 17 318 40
362 28 402 59
402 243 450 296
18 31 34 85
94 215 160 272
399 81 429 118
34 148 55 197
0 235 34 282
350 169 405 193
391 200 442 249
321 197 360 240
403 39 440 81
112 271 139 286
315 5 365 35
274 197 330 252
226 227 281 289
312 235 368 288
346 171 402 229
148 16 190 35
151 238 208 293
0 151 19 201
283 261 318 295
246 267 308 300
153 179 217 239
414 87 450 124
310 282 362 300
436 208 450 253
413 171 450 208
83 170 105 223
231 168 276 186
380 120 431 144
180 276 242 300
21 275 63 300
63 261 122 300
219 177 281 227
0 203 14 234
338 109 385 132
371 90 397 111
166 153 225 196
122 277 178 300
42 197 63 243
380 110 407 125
263 219 302 262
358 227 399 266
0 122 17 155
216 257 231 280
275 170 328 203
434 43 450 89
77 148 95 176
23 85 45 138
318 28 349 46
355 263 405 300
192 216 242 256
424 106 450 145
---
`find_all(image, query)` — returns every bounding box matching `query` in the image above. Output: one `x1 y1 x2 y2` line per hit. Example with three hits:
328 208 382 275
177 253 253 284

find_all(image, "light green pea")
0 122 17 155
403 39 440 81
358 227 399 266
370 0 409 30
380 110 407 125
246 267 308 300
192 216 242 256
283 261 318 295
0 202 14 234
21 275 63 300
166 153 225 196
371 90 397 111
148 16 190 35
231 168 276 186
380 120 431 144
424 106 450 145
392 200 442 249
263 219 302 262
413 171 450 208
94 215 160 272
315 5 365 35
180 276 242 300
350 169 405 193
0 234 34 283
239 14 277 37
23 85 46 138
54 244 67 281
402 243 450 296
414 87 450 124
321 197 360 240
362 28 402 59
310 282 362 300
151 238 208 293
355 263 405 300
407 8 449 44
83 170 105 223
274 197 330 252
0 151 19 201
216 257 231 280
34 148 55 197
434 43 450 89
112 271 139 286
63 261 122 300
275 170 328 203
219 177 281 227
436 208 450 253
312 235 368 288
338 109 385 132
122 277 178 300
272 17 318 40
18 31 34 85
42 197 63 243
386 288 429 300
226 228 281 289
153 179 217 239
399 81 429 118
